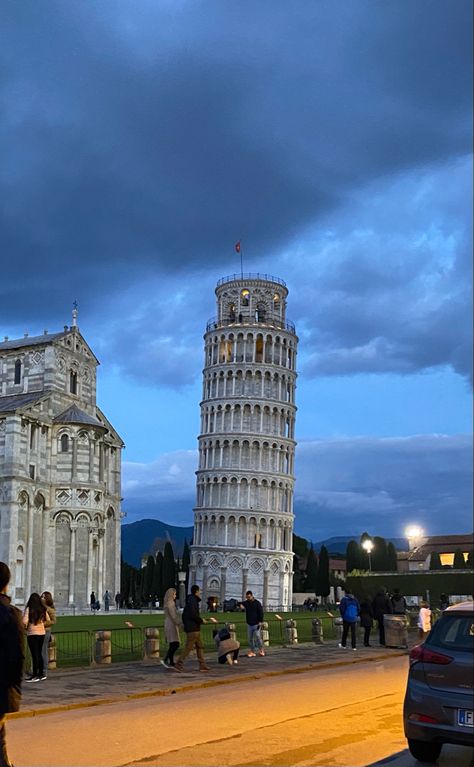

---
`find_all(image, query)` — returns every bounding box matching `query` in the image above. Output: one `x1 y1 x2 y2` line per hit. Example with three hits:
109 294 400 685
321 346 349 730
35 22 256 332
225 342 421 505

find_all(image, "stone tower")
0 315 123 609
189 273 298 610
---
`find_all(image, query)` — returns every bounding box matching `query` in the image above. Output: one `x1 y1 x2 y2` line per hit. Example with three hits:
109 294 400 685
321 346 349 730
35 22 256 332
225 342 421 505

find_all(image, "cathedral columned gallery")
0 311 123 609
189 274 298 610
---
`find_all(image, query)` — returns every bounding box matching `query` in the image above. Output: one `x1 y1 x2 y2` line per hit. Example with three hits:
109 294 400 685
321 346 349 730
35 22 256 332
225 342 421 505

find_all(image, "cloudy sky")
1 1 472 540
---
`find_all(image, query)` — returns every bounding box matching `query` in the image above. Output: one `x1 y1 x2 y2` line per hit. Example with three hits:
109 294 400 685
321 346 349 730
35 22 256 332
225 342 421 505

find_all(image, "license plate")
458 709 474 727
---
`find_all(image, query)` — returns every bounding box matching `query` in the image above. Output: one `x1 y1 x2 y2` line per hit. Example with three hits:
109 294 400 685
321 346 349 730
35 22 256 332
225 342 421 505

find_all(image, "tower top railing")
216 273 287 288
206 316 296 333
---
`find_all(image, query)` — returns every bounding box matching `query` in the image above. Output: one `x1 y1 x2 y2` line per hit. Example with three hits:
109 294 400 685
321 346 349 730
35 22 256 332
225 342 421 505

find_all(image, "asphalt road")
7 656 472 767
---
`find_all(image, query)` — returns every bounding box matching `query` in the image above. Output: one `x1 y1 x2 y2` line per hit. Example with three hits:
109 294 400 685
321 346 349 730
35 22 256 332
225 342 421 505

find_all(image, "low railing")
206 316 296 333
217 273 287 288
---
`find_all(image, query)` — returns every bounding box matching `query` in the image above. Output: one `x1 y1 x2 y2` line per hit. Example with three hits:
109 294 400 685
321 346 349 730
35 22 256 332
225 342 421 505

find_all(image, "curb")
8 649 407 720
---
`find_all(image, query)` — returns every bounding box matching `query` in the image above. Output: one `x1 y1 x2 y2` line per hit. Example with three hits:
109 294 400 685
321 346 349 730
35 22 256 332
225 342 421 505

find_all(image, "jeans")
363 626 371 646
341 621 357 649
177 631 206 668
247 624 263 651
27 634 45 678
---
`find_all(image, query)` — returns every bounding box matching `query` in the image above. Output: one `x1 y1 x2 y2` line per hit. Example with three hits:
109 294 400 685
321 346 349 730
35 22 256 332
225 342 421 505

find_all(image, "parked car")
403 600 474 762
223 598 241 612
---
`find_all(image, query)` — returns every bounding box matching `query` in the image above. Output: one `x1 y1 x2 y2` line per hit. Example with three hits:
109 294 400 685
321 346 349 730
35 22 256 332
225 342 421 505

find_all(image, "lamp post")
178 571 186 608
362 539 374 572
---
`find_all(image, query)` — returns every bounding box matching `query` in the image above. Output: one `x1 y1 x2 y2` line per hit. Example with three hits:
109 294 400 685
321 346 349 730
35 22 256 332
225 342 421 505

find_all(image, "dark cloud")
1 0 471 324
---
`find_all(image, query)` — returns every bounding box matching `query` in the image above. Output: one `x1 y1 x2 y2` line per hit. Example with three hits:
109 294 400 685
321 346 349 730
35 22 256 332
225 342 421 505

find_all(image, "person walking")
359 595 374 647
338 589 360 650
390 589 407 615
240 591 265 657
213 627 240 665
161 587 183 669
115 592 121 610
40 591 56 679
372 589 393 646
90 591 96 611
23 593 47 682
103 591 110 611
417 601 432 640
175 585 210 672
0 562 24 767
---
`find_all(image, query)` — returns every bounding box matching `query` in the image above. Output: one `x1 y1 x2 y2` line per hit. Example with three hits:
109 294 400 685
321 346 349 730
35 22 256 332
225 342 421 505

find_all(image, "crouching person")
213 627 240 666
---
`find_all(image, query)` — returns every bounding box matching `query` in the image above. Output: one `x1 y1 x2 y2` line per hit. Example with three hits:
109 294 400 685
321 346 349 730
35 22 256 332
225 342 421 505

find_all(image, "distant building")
397 534 473 572
189 273 298 609
0 311 123 608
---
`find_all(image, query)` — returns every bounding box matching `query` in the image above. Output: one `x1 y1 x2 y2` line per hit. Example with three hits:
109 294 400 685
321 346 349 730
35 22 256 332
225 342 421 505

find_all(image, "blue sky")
1 1 472 541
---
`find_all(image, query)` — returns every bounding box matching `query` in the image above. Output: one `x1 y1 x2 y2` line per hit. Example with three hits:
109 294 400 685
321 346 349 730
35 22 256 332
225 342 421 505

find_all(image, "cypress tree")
429 551 442 570
453 549 466 569
143 555 155 601
346 540 360 573
387 542 398 571
466 551 473 568
315 545 330 598
359 532 371 570
372 536 389 571
152 551 164 601
162 541 176 592
305 547 318 591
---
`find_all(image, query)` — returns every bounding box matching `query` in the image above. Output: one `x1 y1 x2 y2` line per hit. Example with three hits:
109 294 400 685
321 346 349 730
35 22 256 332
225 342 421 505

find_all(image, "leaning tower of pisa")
189 273 298 610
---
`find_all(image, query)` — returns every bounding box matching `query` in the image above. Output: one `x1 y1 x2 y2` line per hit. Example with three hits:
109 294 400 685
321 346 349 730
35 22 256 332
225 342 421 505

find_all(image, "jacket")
372 592 393 620
163 589 183 643
339 595 360 623
391 595 407 615
182 593 203 633
359 600 374 628
0 593 24 714
241 598 263 626
214 635 240 659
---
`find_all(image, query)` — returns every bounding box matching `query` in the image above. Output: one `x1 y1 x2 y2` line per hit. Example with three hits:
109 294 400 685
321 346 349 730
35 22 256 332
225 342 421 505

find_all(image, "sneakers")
352 648 357 651
338 643 346 649
199 666 210 672
233 659 238 664
160 659 170 669
258 649 265 656
247 651 256 657
174 662 183 672
25 676 40 683
39 675 47 680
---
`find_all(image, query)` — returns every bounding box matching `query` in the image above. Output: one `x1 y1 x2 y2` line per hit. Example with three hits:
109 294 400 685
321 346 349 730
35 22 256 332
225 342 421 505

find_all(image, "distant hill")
121 520 408 567
122 519 193 566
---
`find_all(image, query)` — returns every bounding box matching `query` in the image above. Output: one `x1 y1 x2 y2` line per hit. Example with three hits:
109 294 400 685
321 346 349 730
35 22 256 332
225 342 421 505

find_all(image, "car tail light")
409 644 453 665
408 713 439 723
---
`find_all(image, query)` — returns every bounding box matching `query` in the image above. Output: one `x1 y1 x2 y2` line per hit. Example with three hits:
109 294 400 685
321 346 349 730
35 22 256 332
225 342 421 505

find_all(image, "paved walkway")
11 639 410 719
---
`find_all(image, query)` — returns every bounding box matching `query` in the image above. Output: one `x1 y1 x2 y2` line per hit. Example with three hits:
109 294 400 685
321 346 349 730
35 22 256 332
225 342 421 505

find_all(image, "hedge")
346 570 474 603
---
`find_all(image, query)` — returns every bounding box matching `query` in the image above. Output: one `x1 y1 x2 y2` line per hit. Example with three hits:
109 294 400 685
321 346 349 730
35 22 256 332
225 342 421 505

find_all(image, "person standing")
338 589 360 650
41 591 56 679
372 589 393 646
390 589 407 615
115 592 121 610
90 591 96 611
240 591 265 657
103 591 110 611
175 585 210 672
417 601 432 640
23 593 47 682
161 588 183 668
0 562 24 767
359 595 374 647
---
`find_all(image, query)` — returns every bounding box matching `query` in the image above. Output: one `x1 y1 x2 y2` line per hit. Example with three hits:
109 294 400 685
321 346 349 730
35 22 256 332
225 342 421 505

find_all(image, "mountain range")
121 519 408 567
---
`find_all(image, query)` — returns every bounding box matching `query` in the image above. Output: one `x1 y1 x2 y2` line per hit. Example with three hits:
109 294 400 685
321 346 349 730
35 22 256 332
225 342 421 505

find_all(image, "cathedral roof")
0 331 66 351
53 404 106 429
0 391 46 413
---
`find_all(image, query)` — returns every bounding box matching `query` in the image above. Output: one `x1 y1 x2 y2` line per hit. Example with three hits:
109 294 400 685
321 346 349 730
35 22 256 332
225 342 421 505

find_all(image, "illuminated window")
241 289 250 306
439 553 454 567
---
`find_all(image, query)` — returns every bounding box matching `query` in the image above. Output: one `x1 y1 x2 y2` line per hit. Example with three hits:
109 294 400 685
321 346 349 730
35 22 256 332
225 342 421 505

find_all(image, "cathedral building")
189 273 298 610
0 310 123 609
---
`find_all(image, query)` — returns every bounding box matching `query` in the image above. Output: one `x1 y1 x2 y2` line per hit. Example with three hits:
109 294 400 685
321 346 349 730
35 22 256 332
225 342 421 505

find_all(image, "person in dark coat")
0 562 24 767
175 585 210 672
372 589 393 645
359 595 374 647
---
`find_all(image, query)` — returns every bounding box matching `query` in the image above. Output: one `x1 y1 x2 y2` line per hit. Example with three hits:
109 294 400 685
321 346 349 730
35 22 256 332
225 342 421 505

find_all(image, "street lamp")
177 571 186 608
405 525 424 551
362 539 374 572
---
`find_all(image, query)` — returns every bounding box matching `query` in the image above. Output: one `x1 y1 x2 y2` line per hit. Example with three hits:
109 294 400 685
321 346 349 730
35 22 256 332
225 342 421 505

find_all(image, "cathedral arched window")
14 359 22 385
69 370 78 394
60 434 69 453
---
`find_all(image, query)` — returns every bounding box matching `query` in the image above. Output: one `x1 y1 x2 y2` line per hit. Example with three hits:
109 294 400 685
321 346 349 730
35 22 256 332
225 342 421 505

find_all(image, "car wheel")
407 739 442 762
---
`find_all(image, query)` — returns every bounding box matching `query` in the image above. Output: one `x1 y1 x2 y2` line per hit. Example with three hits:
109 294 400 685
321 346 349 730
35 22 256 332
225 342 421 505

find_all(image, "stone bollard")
312 617 324 645
48 634 57 669
285 619 298 645
260 621 270 647
334 617 343 640
94 630 112 664
225 622 237 642
144 627 160 659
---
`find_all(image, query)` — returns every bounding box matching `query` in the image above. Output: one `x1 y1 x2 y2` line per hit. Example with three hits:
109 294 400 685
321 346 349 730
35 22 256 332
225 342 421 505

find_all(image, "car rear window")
427 614 474 652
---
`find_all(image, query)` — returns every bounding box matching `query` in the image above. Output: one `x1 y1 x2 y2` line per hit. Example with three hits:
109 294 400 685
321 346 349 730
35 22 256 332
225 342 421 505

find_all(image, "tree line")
120 539 191 608
346 533 398 573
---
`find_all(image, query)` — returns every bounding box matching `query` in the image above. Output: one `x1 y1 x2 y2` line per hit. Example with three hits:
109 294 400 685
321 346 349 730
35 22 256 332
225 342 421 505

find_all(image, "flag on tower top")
235 241 241 253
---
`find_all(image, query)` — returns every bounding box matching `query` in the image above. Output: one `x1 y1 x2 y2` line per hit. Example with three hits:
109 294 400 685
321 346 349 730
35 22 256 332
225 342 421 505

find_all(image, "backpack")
344 600 358 622
392 596 406 614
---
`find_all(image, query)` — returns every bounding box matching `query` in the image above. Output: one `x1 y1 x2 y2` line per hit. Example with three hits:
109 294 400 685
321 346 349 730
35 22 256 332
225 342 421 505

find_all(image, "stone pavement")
10 639 410 720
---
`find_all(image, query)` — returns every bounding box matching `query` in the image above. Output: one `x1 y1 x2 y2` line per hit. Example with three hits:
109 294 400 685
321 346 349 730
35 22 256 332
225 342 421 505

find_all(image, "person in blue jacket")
338 589 360 650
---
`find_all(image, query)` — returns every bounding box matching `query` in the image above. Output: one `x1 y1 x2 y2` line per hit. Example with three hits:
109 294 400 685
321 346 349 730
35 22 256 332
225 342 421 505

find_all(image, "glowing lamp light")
405 525 424 539
362 540 374 553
